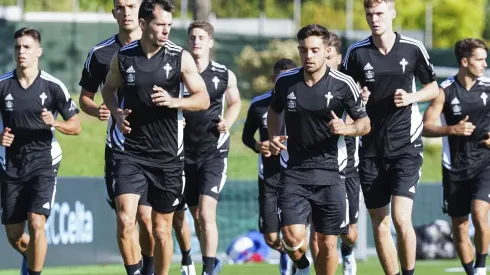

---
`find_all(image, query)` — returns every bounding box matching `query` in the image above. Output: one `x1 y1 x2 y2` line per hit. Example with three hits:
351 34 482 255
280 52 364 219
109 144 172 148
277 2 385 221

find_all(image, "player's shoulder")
399 34 429 54
275 67 302 85
210 60 227 72
119 40 139 54
439 76 456 90
40 71 69 97
345 37 372 55
250 90 273 106
164 40 183 54
0 70 15 91
87 35 118 57
477 76 490 87
329 69 358 91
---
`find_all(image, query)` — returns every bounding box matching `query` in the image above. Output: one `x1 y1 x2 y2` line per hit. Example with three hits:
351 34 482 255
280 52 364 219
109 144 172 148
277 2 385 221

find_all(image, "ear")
139 18 146 31
37 47 43 58
392 9 396 20
209 38 214 49
336 54 342 66
461 57 469 68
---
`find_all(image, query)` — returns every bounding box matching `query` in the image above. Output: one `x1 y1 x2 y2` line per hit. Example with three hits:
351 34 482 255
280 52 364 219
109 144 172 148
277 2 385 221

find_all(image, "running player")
242 58 297 275
423 38 490 275
268 24 370 275
1 27 81 275
341 1 439 274
100 1 209 274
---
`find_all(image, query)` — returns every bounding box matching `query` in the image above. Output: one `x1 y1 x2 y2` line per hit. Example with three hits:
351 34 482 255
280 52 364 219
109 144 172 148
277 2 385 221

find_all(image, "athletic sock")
341 242 354 257
462 261 474 275
202 256 215 274
27 269 41 275
182 249 193 265
124 263 140 275
401 268 415 275
294 253 310 269
475 253 487 268
141 254 154 275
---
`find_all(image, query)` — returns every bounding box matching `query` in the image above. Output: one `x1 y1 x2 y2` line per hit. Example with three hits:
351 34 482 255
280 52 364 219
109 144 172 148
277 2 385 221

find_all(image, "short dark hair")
328 32 341 54
13 27 41 44
364 0 395 8
138 0 174 22
188 20 214 38
455 38 488 65
114 0 142 7
297 24 330 44
273 59 297 75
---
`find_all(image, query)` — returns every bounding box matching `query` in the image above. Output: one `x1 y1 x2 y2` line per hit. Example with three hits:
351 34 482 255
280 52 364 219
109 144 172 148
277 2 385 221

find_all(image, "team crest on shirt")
287 92 296 111
451 97 462 115
126 66 136 85
363 63 375 82
4 93 13 111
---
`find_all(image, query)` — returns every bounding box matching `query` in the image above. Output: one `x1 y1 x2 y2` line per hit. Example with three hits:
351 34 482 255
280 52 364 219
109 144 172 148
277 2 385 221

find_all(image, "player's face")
466 48 488 77
112 0 140 32
141 6 172 47
187 27 214 58
325 47 342 70
298 36 329 74
14 35 42 69
364 1 395 36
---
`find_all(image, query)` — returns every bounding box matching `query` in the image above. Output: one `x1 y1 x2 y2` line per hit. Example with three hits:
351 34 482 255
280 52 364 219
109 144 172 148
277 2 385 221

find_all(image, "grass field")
0 259 467 275
56 94 444 182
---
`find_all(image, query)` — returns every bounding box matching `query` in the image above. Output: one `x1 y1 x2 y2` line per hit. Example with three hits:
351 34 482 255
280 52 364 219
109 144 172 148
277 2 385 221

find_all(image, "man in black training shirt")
423 38 490 275
242 58 297 275
78 1 163 274
101 1 209 274
268 24 370 275
1 27 81 275
341 1 439 275
172 20 241 275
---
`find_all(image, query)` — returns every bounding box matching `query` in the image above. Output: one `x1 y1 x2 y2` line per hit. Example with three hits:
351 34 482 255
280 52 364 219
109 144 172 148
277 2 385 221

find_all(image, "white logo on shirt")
363 63 375 81
5 94 13 111
163 63 172 79
212 76 220 90
325 91 333 107
400 58 408 73
126 66 135 83
40 92 47 106
481 92 488 106
451 97 462 115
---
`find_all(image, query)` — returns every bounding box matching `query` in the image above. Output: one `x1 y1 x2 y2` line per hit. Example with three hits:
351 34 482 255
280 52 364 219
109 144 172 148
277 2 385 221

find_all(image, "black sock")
124 263 140 275
141 254 154 275
401 268 415 275
475 253 488 268
294 253 310 269
202 256 215 274
341 242 354 257
182 249 192 265
462 261 475 275
27 269 41 275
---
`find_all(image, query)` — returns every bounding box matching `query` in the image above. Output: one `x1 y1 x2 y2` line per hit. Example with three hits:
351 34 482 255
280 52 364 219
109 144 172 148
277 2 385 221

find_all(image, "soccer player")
422 38 490 275
341 1 439 274
100 0 209 274
242 58 297 275
268 24 370 275
1 27 81 275
78 1 158 274
308 32 367 275
176 20 241 275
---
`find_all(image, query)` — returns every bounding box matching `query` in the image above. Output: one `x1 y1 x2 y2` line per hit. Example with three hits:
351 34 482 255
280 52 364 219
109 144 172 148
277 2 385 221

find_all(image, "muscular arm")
79 89 99 117
412 81 440 103
101 52 123 115
177 50 210 111
422 88 450 137
54 116 81 135
344 116 370 137
267 106 284 139
223 70 242 129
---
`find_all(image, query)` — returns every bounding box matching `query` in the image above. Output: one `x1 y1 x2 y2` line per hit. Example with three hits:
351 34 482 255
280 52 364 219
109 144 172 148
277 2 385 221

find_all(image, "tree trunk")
193 0 211 21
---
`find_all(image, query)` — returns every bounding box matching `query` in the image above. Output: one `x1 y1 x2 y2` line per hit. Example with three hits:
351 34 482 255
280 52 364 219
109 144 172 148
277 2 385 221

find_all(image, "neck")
16 65 38 82
372 29 396 54
456 69 478 91
140 37 161 58
194 55 210 73
304 65 327 86
117 28 142 46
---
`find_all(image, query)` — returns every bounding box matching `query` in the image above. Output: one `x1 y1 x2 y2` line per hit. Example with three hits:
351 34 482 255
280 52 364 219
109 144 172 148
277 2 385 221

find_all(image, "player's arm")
218 70 242 131
177 50 210 111
78 53 110 120
268 79 287 155
242 103 260 153
101 52 123 115
48 83 81 135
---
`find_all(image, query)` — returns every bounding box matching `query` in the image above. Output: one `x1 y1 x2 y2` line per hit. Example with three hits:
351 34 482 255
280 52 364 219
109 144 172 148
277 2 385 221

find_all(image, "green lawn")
0 259 467 275
57 94 444 182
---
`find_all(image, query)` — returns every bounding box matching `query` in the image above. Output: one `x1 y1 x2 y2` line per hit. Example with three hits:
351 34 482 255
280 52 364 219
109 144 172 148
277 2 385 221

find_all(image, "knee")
117 211 137 234
138 212 152 231
172 213 185 230
371 216 391 236
264 234 281 250
344 229 358 245
392 214 412 234
27 214 46 234
198 208 215 225
317 235 337 256
6 227 24 245
152 219 172 241
282 230 304 248
472 211 487 229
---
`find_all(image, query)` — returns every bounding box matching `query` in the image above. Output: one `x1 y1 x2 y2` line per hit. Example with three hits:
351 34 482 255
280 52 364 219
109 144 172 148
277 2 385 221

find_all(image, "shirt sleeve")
270 79 285 113
242 104 260 153
78 51 105 93
341 77 367 120
340 48 362 83
414 44 437 85
52 82 79 120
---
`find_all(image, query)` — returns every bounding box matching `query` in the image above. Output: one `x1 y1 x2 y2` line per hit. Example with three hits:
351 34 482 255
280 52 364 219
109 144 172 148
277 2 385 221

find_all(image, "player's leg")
173 205 196 275
198 157 228 274
137 188 155 275
471 168 490 274
452 216 474 274
309 223 319 262
360 157 399 275
311 183 348 275
277 182 312 274
340 176 360 275
114 159 146 274
390 154 423 275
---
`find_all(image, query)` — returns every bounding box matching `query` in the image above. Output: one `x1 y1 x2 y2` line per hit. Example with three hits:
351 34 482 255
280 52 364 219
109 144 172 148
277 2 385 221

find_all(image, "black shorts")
277 171 348 235
360 153 423 209
346 176 360 224
1 163 60 225
258 173 280 234
442 166 490 217
114 159 184 214
104 146 150 210
184 157 227 207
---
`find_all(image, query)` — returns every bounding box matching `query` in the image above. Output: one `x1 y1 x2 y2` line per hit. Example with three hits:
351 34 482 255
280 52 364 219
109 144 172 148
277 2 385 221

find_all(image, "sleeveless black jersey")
242 90 281 180
79 34 121 147
440 76 490 181
0 70 79 181
183 61 229 163
270 67 367 185
112 40 184 168
342 33 437 157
